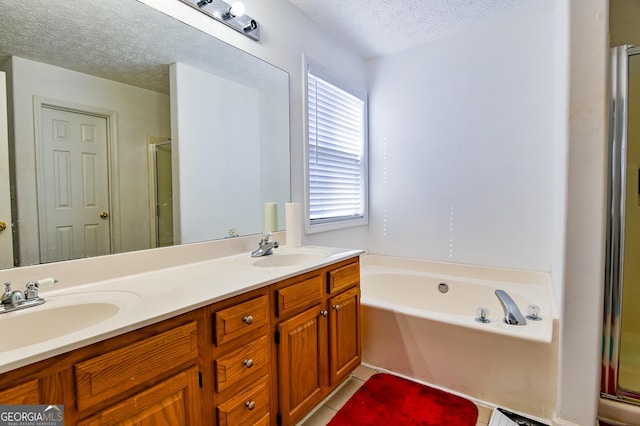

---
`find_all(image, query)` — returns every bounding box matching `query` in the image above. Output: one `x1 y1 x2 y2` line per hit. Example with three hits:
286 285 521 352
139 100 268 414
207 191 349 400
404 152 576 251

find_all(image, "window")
305 62 368 233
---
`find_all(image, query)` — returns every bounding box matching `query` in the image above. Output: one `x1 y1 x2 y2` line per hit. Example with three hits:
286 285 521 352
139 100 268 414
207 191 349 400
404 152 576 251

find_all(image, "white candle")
264 202 278 233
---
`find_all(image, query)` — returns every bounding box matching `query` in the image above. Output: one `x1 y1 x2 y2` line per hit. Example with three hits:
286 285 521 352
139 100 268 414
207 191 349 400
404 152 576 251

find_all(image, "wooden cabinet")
0 255 360 426
0 311 204 425
329 286 361 386
276 304 328 424
272 257 361 425
208 289 272 426
74 322 199 413
217 375 270 426
77 367 200 426
0 379 40 404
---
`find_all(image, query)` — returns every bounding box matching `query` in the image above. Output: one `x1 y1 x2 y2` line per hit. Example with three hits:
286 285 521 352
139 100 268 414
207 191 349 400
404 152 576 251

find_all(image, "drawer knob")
246 400 256 410
320 310 328 317
243 315 254 324
244 358 254 368
332 304 340 311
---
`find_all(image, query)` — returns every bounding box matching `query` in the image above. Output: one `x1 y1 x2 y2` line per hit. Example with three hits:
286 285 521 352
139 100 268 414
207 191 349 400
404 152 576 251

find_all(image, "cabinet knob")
332 304 340 311
243 315 254 324
246 401 255 410
244 358 254 368
320 310 328 317
0 221 6 232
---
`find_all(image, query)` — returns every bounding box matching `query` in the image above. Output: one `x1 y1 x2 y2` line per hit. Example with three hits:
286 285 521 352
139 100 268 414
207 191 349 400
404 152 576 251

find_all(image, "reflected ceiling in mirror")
0 0 291 270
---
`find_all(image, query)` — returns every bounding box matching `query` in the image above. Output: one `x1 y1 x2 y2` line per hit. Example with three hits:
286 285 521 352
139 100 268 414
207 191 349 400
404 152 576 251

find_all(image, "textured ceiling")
0 0 554 93
286 0 554 59
0 0 285 94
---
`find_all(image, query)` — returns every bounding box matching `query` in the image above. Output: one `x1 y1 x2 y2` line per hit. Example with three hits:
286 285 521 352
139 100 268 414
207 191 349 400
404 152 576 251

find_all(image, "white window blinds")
307 69 366 226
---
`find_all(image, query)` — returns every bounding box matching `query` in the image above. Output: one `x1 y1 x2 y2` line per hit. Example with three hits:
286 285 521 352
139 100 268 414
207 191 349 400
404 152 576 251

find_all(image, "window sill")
305 217 368 234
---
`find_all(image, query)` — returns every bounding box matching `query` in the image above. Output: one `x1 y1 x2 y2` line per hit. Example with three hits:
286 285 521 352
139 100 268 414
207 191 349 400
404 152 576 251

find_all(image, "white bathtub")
360 255 559 420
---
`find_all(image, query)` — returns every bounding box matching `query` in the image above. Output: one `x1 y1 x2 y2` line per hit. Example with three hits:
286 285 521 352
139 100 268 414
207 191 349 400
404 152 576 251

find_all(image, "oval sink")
252 252 326 268
0 291 139 352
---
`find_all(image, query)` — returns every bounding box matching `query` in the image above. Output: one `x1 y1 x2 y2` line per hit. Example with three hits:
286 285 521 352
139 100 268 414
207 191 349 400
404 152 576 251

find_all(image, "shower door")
148 140 173 248
603 45 640 403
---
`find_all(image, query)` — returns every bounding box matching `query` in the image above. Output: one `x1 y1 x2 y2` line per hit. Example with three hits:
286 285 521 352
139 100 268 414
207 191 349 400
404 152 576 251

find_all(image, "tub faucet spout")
495 290 527 325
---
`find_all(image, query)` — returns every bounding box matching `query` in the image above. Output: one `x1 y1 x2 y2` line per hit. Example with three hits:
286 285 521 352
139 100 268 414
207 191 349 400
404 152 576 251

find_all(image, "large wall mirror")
0 0 291 270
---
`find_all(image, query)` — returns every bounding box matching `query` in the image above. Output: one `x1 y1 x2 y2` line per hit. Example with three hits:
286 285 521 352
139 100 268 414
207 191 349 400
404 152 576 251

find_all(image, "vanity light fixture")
180 0 260 41
221 1 245 20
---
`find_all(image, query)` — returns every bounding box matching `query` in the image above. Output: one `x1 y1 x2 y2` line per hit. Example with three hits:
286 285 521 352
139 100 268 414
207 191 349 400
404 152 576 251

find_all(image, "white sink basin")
0 291 139 351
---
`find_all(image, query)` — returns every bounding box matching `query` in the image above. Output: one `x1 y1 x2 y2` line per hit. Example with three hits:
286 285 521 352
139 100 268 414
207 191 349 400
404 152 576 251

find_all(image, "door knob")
0 221 6 232
99 212 109 219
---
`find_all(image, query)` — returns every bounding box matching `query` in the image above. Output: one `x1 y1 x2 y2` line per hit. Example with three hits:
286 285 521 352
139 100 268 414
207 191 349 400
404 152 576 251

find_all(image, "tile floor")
298 365 493 426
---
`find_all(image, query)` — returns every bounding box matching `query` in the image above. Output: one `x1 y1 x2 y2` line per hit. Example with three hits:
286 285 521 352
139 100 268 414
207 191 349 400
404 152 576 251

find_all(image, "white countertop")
0 245 363 374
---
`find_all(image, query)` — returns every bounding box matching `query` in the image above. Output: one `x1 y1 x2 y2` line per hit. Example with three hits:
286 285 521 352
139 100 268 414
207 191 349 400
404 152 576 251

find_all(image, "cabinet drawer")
275 275 323 318
328 261 360 294
214 295 269 345
74 322 198 412
217 375 270 426
215 335 269 393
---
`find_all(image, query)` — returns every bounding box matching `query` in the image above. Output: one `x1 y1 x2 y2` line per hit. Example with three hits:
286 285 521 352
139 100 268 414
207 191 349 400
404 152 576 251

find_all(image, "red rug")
328 373 478 426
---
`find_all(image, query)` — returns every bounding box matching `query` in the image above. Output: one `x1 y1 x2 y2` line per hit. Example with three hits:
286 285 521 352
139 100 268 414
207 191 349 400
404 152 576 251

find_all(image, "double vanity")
0 245 363 425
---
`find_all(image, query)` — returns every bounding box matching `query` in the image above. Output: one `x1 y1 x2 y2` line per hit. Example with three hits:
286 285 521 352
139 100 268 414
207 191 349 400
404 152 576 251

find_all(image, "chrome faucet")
495 290 527 325
251 233 279 257
1 279 56 314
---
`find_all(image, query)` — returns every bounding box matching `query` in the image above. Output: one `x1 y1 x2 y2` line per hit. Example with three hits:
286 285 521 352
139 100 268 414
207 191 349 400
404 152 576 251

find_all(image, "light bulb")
229 1 245 17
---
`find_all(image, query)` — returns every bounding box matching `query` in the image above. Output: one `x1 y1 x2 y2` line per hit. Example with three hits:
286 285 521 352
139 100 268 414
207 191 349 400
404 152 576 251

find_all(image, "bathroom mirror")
0 0 290 269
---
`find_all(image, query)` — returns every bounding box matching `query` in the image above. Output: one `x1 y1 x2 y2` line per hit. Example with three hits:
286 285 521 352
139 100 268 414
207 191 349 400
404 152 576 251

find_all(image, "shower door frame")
146 137 173 248
602 44 640 404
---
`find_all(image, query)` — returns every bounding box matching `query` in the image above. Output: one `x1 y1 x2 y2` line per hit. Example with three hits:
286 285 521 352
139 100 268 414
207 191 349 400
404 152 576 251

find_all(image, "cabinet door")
329 287 361 386
0 379 40 404
77 367 201 426
276 305 327 425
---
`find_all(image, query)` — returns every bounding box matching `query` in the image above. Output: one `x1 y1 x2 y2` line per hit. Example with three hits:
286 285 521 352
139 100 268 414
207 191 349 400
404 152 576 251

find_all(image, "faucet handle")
475 307 491 323
526 304 542 321
1 282 12 304
25 282 39 300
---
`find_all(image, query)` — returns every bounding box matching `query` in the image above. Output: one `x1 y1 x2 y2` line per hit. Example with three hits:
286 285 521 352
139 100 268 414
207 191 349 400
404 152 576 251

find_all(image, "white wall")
1 56 170 265
554 0 608 424
259 83 291 231
170 62 269 243
366 10 555 272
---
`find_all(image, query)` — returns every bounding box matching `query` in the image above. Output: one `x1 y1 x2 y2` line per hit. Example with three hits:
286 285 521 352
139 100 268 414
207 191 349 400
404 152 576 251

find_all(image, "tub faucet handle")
475 307 490 323
526 304 542 321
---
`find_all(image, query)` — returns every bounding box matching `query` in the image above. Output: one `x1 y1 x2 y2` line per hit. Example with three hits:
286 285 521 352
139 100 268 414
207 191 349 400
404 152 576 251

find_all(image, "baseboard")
489 408 549 425
551 415 585 426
